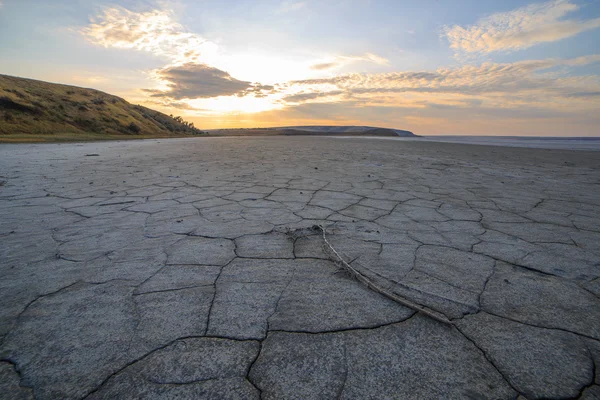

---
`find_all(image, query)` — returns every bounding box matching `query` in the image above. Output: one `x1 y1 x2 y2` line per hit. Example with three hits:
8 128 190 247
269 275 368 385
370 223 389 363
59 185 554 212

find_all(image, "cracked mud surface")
1 136 599 399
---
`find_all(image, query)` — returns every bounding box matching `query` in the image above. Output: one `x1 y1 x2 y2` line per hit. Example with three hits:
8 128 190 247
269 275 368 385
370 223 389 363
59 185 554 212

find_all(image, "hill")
279 127 404 136
277 126 416 137
208 126 417 137
0 74 204 141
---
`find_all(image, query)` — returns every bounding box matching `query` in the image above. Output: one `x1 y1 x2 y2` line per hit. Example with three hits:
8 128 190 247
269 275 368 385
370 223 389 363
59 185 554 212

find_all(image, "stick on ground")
317 225 453 325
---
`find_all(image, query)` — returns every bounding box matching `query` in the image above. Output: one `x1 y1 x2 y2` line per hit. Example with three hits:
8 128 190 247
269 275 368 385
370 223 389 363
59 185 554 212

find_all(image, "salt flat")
333 135 600 151
1 136 599 399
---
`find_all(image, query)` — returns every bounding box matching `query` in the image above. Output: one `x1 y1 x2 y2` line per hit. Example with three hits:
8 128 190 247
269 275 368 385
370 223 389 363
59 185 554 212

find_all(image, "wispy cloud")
286 55 600 115
295 55 600 93
81 7 217 64
444 0 600 54
282 90 344 103
310 53 390 70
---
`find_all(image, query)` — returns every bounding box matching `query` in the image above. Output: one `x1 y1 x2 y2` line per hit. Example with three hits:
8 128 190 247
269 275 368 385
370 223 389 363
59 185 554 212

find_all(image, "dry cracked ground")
1 137 599 400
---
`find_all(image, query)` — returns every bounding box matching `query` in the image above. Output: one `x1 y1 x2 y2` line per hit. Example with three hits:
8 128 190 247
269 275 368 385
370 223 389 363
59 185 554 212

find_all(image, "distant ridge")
0 74 204 140
276 125 416 137
207 126 417 137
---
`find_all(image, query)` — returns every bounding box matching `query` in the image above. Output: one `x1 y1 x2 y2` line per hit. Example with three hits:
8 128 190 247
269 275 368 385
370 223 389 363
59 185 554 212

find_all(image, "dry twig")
317 225 453 325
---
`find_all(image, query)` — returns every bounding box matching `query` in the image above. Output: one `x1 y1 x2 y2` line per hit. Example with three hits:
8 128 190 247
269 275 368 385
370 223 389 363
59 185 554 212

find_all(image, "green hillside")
0 74 204 142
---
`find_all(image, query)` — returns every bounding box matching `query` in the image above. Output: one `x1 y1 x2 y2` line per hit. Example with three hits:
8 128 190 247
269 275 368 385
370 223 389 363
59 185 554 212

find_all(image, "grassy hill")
0 74 204 142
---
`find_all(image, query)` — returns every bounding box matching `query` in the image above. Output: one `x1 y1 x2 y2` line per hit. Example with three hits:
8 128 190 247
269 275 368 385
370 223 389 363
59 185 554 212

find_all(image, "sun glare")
186 94 284 114
217 53 321 84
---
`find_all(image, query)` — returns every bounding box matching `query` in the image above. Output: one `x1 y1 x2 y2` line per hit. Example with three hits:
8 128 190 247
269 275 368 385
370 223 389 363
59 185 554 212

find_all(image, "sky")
0 0 599 136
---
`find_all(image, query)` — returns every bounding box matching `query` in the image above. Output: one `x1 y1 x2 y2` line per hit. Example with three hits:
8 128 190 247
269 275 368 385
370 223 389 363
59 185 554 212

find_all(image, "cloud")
151 63 253 99
568 91 600 98
81 7 217 64
282 55 600 123
310 62 339 71
444 0 600 54
81 6 303 102
282 90 344 103
310 53 390 70
143 54 599 117
143 98 200 110
292 55 600 97
83 7 270 101
238 84 277 98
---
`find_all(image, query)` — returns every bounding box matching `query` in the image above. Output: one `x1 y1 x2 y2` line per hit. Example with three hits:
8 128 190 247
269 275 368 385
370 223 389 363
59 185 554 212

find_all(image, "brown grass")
0 74 205 141
0 132 199 143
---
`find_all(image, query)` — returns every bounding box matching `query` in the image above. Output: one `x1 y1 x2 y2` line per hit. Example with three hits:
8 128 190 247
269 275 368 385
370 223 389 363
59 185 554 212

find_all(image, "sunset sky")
0 0 599 135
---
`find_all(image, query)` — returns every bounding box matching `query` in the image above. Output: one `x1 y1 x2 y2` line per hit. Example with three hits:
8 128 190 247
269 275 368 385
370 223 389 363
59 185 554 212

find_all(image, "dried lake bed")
1 136 600 399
